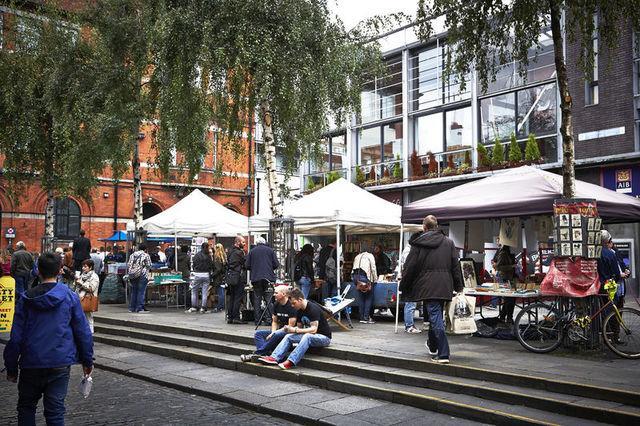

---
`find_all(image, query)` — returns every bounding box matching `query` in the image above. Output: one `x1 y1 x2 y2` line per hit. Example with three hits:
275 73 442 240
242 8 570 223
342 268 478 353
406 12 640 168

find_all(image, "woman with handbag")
351 250 377 324
75 259 100 333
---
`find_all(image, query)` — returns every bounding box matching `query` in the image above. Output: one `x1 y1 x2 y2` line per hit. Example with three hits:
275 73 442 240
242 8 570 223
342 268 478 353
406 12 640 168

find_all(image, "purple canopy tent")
402 166 640 224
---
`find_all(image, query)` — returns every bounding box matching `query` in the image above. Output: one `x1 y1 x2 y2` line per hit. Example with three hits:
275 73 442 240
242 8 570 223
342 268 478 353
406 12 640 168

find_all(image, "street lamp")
241 184 252 206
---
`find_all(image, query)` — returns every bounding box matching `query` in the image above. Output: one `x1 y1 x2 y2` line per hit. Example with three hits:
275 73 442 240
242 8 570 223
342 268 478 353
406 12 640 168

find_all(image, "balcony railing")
303 169 348 193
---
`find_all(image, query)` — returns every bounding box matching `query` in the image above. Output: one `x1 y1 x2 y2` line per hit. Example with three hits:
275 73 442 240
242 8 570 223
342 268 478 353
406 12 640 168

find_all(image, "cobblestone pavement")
0 366 295 426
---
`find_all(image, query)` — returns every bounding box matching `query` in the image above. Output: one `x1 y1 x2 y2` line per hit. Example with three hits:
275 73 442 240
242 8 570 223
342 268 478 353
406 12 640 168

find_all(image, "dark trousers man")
424 300 450 360
227 283 244 322
252 279 272 325
17 366 70 426
14 273 31 300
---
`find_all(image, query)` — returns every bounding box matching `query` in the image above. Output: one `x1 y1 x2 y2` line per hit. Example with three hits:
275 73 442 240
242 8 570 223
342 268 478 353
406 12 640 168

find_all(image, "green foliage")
464 150 472 167
393 154 403 179
508 133 522 163
326 171 341 184
417 1 640 94
0 2 132 201
355 166 366 185
477 143 491 168
492 138 505 166
306 178 316 191
525 133 542 162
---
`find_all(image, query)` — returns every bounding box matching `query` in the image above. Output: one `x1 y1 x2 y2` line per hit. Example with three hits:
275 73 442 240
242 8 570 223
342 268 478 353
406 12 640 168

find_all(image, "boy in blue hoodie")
4 251 94 426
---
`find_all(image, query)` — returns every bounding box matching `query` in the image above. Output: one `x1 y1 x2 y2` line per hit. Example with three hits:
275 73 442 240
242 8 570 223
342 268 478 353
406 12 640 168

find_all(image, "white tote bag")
446 294 477 334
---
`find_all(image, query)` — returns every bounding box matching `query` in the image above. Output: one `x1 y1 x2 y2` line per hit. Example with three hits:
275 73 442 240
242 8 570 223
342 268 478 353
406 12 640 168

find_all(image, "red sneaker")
258 356 278 365
278 360 294 370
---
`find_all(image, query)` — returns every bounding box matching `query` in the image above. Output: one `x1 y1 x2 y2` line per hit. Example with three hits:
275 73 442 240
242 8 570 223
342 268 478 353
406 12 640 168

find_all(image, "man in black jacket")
245 237 279 325
10 241 34 297
227 236 247 324
72 229 91 271
401 215 463 364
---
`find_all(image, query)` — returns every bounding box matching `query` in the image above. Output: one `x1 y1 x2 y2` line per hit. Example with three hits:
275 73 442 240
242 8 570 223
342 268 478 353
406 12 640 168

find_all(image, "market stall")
402 166 640 335
139 189 250 308
250 178 420 330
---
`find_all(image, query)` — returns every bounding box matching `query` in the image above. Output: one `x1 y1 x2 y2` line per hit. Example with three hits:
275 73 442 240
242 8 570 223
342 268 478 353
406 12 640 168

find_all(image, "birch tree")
417 0 640 197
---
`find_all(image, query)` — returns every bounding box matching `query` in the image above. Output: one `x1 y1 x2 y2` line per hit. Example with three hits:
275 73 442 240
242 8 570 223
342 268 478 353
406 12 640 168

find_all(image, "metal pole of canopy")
394 223 404 334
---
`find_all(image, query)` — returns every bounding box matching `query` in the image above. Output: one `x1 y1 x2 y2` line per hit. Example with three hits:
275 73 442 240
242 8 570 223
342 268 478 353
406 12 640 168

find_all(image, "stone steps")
93 318 639 425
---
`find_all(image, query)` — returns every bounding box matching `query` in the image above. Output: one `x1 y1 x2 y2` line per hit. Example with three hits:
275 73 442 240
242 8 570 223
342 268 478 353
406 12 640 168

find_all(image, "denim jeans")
129 276 148 312
216 285 225 310
298 276 312 299
270 333 331 365
190 275 210 309
425 300 450 360
254 329 287 355
322 278 338 301
404 302 417 329
18 366 71 426
357 287 374 320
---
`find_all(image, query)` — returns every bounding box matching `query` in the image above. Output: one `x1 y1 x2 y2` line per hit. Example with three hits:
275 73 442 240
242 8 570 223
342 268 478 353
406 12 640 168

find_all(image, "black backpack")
293 258 303 281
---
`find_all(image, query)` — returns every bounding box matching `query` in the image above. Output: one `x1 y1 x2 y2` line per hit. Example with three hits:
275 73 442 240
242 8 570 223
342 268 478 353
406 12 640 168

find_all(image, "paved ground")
91 302 640 393
0 364 292 426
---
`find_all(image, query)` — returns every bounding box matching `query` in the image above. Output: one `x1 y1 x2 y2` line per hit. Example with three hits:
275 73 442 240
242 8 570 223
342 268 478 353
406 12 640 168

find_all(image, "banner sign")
5 227 16 239
540 258 600 297
0 276 16 333
602 166 640 197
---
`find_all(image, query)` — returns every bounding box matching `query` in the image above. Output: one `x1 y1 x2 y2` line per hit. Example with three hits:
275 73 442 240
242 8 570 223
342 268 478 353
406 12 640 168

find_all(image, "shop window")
54 198 81 239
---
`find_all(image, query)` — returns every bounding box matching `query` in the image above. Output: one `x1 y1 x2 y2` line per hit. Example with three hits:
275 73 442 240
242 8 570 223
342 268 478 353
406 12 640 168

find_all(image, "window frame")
356 121 402 166
585 13 599 106
54 197 81 240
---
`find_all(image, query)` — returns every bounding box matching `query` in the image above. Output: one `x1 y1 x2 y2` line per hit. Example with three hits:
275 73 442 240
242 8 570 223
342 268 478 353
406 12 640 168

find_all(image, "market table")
146 279 188 309
463 289 544 319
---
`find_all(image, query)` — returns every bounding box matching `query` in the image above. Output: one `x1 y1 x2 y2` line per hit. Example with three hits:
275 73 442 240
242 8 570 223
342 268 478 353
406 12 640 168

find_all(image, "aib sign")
5 228 16 239
616 169 632 194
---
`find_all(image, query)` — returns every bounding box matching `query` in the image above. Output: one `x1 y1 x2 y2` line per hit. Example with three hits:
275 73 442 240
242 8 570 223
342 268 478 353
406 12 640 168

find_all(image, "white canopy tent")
249 178 420 332
141 189 249 237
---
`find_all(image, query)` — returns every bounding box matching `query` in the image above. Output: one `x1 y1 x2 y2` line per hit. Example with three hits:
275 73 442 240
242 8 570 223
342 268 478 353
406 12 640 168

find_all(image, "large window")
482 29 555 94
308 134 346 174
414 106 471 155
481 83 556 143
54 198 80 239
410 43 470 112
360 57 403 124
357 122 403 165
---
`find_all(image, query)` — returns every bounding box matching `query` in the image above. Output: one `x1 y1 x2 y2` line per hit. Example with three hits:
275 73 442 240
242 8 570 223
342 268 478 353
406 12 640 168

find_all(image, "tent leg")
395 224 404 334
336 224 341 322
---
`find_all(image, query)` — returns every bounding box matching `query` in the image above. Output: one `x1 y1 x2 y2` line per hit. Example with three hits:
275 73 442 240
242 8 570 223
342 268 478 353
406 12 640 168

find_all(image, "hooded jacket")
400 230 463 302
3 281 94 375
246 243 279 283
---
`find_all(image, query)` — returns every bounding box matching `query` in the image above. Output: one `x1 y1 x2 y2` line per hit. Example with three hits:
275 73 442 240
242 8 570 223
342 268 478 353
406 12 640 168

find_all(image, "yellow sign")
0 276 16 333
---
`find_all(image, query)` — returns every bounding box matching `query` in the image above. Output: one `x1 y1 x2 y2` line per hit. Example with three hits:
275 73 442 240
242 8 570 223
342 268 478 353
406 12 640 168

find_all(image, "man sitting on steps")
239 285 298 362
258 288 332 370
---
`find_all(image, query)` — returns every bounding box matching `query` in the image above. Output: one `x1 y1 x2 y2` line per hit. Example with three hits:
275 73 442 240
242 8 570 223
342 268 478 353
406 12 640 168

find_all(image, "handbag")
355 278 372 293
80 291 99 313
353 254 372 293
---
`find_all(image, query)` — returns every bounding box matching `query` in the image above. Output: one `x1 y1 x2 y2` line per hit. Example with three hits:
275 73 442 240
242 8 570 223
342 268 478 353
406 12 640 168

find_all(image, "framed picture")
572 243 583 256
595 246 602 258
587 232 595 244
561 243 572 256
587 217 595 231
571 214 582 227
559 214 570 227
559 228 571 241
587 245 596 258
595 218 602 231
572 228 583 241
460 259 478 288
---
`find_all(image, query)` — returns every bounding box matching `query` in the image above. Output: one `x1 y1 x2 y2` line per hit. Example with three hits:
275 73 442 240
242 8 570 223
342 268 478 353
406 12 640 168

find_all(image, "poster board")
460 258 478 288
0 276 16 333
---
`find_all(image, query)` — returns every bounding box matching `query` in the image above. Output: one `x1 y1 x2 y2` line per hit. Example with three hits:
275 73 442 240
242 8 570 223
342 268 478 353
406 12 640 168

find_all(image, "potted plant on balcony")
477 143 491 172
363 166 377 187
306 178 316 193
391 154 403 183
327 170 341 184
524 133 542 164
410 150 424 180
492 137 506 169
355 166 366 186
508 132 523 167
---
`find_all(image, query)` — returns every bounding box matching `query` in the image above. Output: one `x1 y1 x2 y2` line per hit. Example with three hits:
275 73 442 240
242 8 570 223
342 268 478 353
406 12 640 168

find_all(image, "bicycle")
514 280 640 359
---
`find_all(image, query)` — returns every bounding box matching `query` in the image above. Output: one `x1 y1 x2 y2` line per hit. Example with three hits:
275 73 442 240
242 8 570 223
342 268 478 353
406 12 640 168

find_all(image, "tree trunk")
260 100 283 218
133 135 143 242
549 1 575 198
43 189 55 252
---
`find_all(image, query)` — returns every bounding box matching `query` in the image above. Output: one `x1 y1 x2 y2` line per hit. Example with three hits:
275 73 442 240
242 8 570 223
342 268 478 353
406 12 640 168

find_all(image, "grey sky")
328 0 418 31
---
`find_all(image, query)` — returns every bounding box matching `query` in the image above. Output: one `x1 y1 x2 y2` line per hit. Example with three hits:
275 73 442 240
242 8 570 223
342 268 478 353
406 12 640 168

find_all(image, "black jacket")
212 258 226 286
400 230 463 302
245 244 279 282
176 251 191 280
296 253 314 279
72 236 91 262
10 249 33 277
192 250 213 273
317 245 334 280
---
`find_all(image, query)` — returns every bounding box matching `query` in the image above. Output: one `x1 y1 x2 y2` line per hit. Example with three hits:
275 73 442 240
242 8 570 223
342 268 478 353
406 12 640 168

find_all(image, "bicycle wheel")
602 307 640 359
514 302 564 353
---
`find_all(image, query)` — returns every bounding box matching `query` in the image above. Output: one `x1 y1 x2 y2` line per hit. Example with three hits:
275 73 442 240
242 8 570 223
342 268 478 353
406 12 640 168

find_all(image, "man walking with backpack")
127 243 152 314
